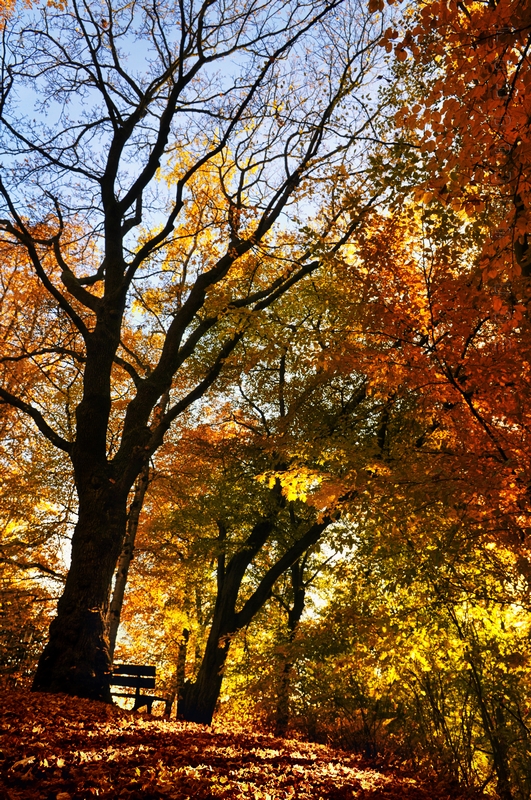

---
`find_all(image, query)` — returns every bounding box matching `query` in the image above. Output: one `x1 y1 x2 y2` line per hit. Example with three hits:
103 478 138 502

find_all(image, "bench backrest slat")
112 664 156 677
110 675 156 690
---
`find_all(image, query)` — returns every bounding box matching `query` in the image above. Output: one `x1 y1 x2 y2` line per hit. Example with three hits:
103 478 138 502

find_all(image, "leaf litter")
0 690 486 799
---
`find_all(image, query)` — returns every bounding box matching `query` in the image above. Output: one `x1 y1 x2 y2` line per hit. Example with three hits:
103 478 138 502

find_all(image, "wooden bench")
110 664 165 713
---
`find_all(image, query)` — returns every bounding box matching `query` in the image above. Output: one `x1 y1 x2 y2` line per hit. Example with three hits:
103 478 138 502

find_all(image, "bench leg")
133 694 153 713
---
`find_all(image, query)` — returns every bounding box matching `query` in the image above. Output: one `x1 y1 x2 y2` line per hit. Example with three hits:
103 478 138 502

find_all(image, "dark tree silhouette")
0 0 384 700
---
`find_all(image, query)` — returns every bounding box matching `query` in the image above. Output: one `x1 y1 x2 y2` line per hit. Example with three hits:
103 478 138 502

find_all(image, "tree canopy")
2 0 531 797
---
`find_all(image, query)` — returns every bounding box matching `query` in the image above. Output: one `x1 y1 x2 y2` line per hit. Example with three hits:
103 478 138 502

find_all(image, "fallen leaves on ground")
0 690 485 800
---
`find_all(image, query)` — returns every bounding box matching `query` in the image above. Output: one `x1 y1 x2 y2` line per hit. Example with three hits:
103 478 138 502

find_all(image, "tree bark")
177 517 263 724
32 483 128 700
178 625 232 724
164 628 189 717
178 512 333 725
275 558 306 737
108 464 150 659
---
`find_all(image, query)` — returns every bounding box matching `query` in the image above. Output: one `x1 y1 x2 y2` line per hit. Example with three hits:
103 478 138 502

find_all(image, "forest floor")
0 690 487 800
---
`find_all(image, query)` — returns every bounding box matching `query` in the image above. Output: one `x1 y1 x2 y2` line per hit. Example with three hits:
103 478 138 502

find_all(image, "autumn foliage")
0 689 486 800
3 0 531 797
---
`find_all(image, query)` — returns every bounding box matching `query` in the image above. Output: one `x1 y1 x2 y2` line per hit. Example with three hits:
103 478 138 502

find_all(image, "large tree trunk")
178 521 241 723
32 279 136 699
178 511 333 725
178 518 275 724
32 483 128 701
178 626 231 724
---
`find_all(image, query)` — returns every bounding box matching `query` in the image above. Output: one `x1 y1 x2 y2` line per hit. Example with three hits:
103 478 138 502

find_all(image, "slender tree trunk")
178 517 274 724
32 483 128 700
468 662 513 800
109 391 167 658
164 628 189 717
108 464 150 659
275 559 306 737
449 606 514 800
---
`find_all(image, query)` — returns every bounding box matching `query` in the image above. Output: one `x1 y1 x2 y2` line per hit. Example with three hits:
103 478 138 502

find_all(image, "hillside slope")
0 690 485 799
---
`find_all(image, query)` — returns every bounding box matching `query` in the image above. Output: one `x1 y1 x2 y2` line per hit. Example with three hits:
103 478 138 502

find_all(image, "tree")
303 108 531 793
106 240 405 726
0 387 71 685
0 0 386 699
272 554 328 737
298 497 531 797
385 0 531 231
